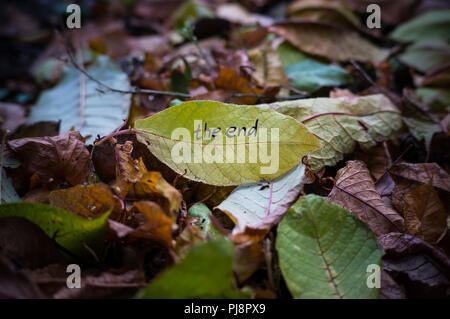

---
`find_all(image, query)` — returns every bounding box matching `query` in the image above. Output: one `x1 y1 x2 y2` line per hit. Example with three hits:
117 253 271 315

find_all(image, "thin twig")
350 60 376 86
65 49 191 98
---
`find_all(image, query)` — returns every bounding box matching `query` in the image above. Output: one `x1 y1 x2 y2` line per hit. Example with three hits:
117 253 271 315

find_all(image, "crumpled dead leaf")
403 180 447 244
328 160 404 235
6 131 90 186
112 141 182 216
49 183 124 222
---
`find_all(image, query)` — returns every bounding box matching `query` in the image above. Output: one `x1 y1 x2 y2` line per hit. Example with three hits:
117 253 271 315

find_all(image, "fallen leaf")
328 160 404 235
130 201 175 248
248 45 289 87
287 0 362 29
27 53 131 144
0 217 64 269
261 94 402 170
0 202 110 258
112 141 182 215
49 183 124 221
135 100 320 186
216 164 305 234
379 232 450 298
398 39 450 73
284 59 351 92
269 21 388 62
137 238 249 298
403 180 447 244
390 9 450 42
276 195 384 298
7 131 90 186
389 162 450 192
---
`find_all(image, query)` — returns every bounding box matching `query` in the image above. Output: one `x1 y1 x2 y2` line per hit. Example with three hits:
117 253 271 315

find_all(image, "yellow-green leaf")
0 202 109 258
135 100 320 186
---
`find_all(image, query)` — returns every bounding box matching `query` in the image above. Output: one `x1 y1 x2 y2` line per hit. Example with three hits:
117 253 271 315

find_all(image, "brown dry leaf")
130 201 175 248
328 160 404 235
287 0 362 29
389 162 450 193
403 180 447 244
49 183 124 221
234 240 265 283
112 141 182 216
248 45 289 87
269 21 388 62
356 143 391 180
7 131 90 186
214 67 265 104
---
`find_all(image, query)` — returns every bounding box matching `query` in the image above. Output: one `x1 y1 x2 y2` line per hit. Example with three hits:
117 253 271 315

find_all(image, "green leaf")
276 195 384 299
285 59 351 92
398 39 450 73
259 94 403 171
402 91 443 150
0 202 109 258
135 100 321 186
187 203 222 238
277 41 309 68
217 163 305 233
390 10 450 42
28 54 131 144
137 238 248 298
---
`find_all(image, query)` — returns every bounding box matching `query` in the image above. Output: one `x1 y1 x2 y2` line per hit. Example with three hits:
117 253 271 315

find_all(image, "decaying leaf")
112 141 182 215
389 162 450 192
328 160 404 235
269 21 388 62
49 183 124 221
7 131 90 186
403 180 447 244
261 94 403 170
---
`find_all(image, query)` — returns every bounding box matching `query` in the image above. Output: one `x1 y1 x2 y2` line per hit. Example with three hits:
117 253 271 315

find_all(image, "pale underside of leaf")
276 195 384 299
28 55 131 144
217 164 305 233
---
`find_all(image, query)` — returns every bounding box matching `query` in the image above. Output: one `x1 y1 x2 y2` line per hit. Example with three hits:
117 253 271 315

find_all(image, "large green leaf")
135 100 320 186
28 54 131 144
259 94 403 171
137 238 248 298
390 10 450 42
285 59 351 93
0 202 109 257
217 163 305 233
276 195 384 299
